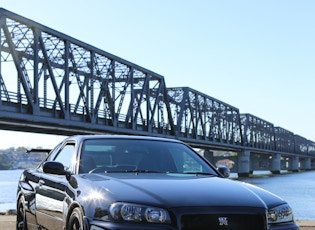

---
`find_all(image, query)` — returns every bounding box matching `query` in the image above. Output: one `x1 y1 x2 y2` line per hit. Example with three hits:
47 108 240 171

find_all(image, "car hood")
80 173 285 209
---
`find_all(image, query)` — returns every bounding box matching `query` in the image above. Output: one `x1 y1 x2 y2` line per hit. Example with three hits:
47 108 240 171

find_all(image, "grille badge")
218 217 228 226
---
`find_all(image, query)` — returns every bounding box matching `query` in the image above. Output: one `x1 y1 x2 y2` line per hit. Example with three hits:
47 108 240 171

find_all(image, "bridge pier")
238 150 250 177
203 148 315 177
300 157 311 171
288 156 299 172
271 153 281 174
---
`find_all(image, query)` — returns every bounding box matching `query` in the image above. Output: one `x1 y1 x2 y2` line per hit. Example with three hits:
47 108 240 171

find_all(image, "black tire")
67 207 84 230
16 196 27 230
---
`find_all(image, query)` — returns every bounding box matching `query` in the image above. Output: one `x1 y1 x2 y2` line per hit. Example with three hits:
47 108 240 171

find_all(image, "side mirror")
217 166 230 178
43 161 69 175
43 161 78 188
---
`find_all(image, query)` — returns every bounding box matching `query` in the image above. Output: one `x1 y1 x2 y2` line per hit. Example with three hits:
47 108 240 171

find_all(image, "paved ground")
0 215 314 229
296 219 315 230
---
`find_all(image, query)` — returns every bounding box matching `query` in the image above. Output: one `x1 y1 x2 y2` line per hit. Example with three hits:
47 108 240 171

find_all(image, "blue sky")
0 0 315 148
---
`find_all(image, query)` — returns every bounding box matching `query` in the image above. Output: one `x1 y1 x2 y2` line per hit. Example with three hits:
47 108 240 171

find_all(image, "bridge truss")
0 8 314 157
0 8 174 137
167 87 242 148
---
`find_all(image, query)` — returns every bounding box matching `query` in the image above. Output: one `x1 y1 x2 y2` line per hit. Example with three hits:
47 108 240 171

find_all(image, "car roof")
64 134 182 144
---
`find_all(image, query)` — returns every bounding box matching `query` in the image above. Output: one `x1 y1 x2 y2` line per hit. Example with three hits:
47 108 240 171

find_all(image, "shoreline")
1 214 314 229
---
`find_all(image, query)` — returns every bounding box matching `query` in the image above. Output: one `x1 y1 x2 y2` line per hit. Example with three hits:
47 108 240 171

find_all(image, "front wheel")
16 196 27 230
67 207 84 230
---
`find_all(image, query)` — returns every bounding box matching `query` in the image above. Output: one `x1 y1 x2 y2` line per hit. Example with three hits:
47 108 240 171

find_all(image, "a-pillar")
270 153 281 174
289 156 299 172
300 157 311 171
203 149 214 164
238 150 250 177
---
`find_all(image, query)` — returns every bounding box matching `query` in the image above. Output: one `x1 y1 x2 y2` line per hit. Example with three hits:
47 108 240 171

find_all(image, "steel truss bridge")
0 8 314 166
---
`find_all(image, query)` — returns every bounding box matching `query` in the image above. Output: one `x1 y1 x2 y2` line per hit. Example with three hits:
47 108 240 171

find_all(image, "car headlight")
267 204 294 224
109 202 171 224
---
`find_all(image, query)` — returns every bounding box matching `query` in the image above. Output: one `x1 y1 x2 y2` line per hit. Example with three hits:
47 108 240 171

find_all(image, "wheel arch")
65 201 87 230
16 192 23 208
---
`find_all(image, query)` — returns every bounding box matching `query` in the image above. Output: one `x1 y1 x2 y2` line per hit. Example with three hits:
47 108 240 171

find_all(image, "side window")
170 149 204 173
54 144 75 170
181 152 203 173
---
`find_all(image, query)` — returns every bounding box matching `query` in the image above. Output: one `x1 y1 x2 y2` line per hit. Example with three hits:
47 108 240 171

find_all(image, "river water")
0 169 314 220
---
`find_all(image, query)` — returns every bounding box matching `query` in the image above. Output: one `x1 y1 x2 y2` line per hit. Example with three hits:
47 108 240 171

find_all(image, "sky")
0 0 314 149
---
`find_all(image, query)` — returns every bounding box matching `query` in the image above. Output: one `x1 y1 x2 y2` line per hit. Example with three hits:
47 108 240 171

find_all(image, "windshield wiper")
105 169 161 173
183 172 216 176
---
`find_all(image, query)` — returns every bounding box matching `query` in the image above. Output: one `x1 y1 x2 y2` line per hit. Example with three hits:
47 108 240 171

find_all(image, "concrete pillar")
271 153 281 174
305 158 311 170
300 157 311 171
238 150 250 177
289 156 299 172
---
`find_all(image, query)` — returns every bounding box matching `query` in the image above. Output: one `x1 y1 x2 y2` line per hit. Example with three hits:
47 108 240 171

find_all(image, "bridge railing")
1 87 315 156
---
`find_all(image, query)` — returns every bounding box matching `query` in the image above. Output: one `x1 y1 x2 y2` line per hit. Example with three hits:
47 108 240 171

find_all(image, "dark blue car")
17 135 299 229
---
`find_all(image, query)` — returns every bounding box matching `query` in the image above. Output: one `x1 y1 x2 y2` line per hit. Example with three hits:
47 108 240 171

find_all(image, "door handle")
39 179 45 187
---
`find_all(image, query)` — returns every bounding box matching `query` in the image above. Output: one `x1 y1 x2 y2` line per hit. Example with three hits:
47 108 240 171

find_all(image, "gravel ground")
0 215 314 229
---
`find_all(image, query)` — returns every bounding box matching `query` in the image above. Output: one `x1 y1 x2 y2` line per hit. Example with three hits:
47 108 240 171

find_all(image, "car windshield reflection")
79 139 217 176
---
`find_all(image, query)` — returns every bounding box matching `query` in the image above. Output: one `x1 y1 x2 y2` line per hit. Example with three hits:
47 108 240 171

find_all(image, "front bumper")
268 222 300 230
85 218 299 230
85 218 176 230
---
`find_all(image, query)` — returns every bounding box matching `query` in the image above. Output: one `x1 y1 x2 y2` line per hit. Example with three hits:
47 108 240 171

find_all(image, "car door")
35 142 76 229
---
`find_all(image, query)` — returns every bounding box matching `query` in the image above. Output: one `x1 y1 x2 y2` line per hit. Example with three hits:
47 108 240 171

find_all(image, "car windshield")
78 139 217 176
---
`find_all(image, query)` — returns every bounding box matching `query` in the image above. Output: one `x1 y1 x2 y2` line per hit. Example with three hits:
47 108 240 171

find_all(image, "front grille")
181 213 265 230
